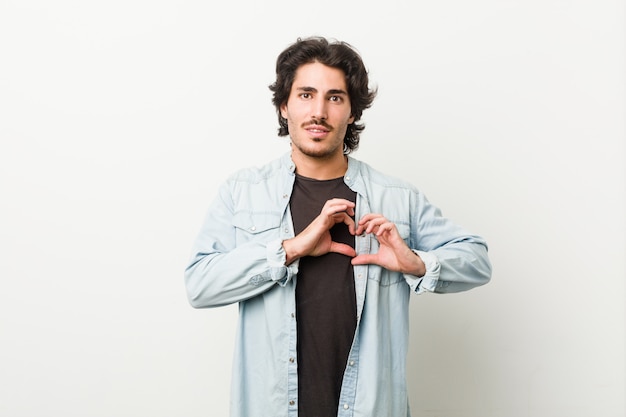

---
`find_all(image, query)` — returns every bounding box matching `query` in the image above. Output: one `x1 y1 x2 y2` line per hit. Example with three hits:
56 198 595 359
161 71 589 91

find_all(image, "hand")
282 198 357 264
351 214 426 277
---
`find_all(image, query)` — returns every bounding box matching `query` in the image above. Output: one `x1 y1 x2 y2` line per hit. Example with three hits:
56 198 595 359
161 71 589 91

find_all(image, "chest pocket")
367 221 411 287
395 222 411 244
232 211 282 244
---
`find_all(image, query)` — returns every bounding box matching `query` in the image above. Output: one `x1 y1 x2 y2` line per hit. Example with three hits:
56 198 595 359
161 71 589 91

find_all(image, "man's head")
269 36 377 154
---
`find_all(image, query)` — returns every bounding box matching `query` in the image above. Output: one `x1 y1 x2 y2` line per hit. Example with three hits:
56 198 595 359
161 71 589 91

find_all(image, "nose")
311 97 327 121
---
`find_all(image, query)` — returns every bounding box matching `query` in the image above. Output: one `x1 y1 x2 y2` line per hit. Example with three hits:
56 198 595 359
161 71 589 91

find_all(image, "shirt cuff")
266 239 298 286
404 250 440 294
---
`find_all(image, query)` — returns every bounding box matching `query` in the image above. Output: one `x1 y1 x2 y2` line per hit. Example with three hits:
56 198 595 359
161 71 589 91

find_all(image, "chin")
300 145 342 159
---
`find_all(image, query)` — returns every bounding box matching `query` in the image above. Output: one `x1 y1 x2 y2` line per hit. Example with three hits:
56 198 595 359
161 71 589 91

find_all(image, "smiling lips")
303 120 332 138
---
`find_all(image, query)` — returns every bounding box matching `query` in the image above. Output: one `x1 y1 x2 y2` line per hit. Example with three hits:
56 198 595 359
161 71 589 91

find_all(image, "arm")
351 191 491 294
411 191 492 294
184 183 296 308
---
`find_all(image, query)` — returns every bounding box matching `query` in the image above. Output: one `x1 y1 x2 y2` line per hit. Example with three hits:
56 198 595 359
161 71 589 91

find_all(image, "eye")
300 93 312 99
329 95 342 102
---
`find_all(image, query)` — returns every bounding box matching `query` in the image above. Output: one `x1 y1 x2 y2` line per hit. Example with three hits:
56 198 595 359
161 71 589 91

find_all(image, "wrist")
282 239 300 265
409 251 427 277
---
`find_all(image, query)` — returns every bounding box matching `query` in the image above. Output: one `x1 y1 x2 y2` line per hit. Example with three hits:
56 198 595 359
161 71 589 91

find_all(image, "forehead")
292 62 348 91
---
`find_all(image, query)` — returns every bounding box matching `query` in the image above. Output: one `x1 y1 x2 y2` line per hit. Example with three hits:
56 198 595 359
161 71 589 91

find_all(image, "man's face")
280 62 354 160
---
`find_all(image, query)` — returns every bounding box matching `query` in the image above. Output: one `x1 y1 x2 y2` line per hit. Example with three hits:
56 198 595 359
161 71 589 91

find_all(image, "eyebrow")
296 86 349 96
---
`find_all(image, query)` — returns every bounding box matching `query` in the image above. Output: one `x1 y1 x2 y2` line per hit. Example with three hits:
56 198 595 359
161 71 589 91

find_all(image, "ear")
280 103 288 119
348 114 355 124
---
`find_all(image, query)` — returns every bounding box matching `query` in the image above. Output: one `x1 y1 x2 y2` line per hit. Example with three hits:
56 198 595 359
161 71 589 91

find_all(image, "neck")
291 150 348 180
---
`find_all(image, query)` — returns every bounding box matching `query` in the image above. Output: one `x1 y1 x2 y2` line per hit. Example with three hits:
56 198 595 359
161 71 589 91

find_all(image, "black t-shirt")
290 174 357 417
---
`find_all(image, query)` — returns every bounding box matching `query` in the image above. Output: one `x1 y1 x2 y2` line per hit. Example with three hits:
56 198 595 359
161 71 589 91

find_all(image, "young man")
185 36 492 417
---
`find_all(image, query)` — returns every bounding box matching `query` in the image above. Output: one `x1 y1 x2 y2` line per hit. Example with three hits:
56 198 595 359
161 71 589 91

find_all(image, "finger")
325 199 355 212
331 205 355 218
355 215 377 235
330 242 357 258
351 253 379 266
329 198 356 207
333 212 356 234
355 221 374 236
323 204 355 220
363 217 387 234
375 222 396 236
357 213 382 225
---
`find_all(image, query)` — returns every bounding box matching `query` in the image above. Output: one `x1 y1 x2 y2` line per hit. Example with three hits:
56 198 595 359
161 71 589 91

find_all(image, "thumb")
351 253 378 266
330 242 357 258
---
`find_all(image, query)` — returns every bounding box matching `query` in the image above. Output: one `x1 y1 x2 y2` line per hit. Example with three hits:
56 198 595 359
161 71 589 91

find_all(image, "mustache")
302 119 333 131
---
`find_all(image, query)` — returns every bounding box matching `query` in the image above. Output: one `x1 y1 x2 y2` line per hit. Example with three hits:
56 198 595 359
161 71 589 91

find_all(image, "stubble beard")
291 121 346 160
291 137 345 160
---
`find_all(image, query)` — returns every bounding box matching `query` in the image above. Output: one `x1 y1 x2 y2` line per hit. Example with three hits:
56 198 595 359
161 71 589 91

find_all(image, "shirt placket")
280 179 299 417
336 192 370 416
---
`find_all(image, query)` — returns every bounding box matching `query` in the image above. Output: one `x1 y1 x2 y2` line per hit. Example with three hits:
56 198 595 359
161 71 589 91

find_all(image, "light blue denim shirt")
185 152 491 417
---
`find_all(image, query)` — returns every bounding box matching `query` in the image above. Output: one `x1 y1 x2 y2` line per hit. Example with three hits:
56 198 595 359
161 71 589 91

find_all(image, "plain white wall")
1 1 624 416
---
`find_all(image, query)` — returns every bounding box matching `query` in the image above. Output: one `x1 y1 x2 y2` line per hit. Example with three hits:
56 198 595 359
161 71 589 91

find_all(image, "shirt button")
250 226 256 231
345 176 350 181
349 360 355 366
289 357 295 363
343 404 349 410
289 400 295 406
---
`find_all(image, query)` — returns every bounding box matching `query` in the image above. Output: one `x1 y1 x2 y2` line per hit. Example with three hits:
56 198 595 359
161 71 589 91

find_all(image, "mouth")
305 126 329 139
306 125 329 132
303 121 332 138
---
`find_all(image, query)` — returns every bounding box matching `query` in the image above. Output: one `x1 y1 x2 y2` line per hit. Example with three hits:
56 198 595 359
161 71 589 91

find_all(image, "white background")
1 1 624 416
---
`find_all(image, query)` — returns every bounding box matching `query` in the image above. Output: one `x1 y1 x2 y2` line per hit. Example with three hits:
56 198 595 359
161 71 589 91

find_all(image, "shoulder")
226 153 291 185
348 157 430 223
349 157 420 193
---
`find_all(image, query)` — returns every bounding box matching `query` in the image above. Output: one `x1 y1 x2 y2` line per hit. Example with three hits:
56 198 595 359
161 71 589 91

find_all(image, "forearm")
185 239 297 308
407 190 492 294
410 239 491 294
433 240 491 292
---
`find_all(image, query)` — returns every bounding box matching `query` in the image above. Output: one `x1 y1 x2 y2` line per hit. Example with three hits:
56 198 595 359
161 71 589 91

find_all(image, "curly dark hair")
268 36 377 154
